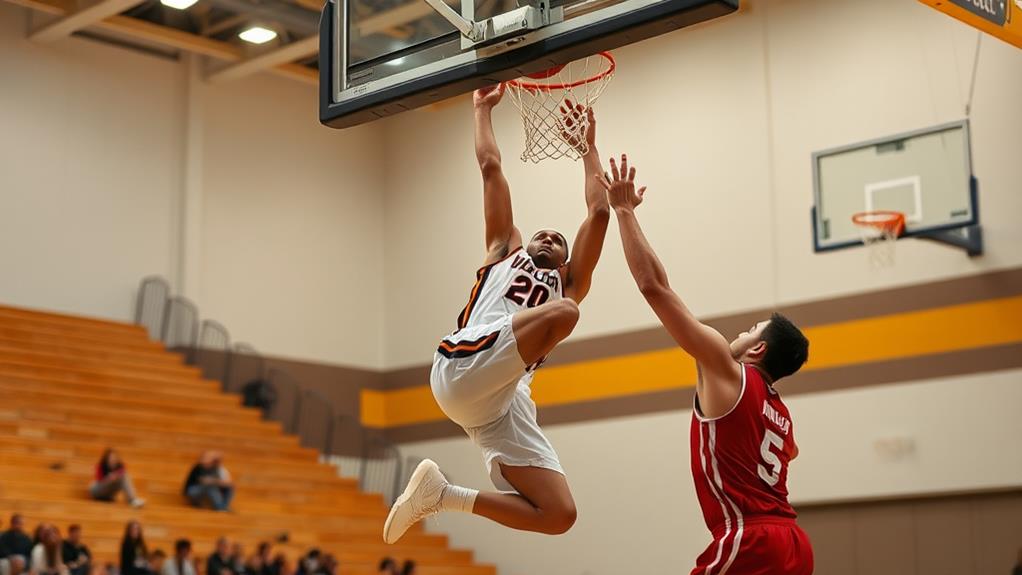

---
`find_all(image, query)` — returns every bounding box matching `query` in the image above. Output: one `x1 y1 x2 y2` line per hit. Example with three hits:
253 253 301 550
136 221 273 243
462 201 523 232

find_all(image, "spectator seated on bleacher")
376 558 397 575
119 522 150 575
0 518 26 575
60 525 89 575
148 551 166 575
159 541 195 575
1 515 33 568
229 543 247 575
30 524 68 575
399 560 416 575
91 450 145 509
183 452 234 512
246 543 274 575
205 538 232 575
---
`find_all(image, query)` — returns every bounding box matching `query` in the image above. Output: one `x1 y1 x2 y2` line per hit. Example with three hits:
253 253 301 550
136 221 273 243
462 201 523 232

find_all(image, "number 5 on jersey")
758 429 784 487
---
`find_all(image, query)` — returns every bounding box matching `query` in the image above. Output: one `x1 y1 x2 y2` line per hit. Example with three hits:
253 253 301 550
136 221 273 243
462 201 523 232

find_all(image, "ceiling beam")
291 0 321 13
31 0 147 42
4 0 317 85
207 35 319 83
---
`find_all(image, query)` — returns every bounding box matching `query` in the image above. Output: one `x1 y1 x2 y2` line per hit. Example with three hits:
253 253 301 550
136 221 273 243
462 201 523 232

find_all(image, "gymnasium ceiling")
2 0 509 85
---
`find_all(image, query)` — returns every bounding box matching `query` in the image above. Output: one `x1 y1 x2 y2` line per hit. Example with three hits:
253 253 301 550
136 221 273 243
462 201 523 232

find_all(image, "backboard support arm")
421 0 483 41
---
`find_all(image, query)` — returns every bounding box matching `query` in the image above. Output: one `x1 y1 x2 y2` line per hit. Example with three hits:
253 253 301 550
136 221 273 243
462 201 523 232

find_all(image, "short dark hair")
174 539 191 554
760 313 809 382
68 525 81 533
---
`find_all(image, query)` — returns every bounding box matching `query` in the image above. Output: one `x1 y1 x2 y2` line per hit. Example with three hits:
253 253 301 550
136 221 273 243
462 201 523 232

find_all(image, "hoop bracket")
917 225 984 257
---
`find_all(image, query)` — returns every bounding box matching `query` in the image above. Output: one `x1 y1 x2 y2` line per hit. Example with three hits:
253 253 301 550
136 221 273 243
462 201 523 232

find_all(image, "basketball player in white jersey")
383 84 610 543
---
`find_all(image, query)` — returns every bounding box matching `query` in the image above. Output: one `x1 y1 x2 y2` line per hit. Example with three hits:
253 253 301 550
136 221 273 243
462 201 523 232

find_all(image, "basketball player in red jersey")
600 156 813 574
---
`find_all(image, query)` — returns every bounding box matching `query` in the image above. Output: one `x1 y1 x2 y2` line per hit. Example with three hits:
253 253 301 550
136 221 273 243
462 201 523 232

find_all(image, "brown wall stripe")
249 267 1022 446
381 342 1022 443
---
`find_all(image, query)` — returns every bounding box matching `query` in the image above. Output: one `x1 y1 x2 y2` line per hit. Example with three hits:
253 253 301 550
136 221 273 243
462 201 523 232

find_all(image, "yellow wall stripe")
361 295 1022 428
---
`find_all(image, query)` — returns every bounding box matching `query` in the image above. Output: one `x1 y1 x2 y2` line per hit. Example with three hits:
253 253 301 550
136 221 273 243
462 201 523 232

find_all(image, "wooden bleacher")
0 305 494 575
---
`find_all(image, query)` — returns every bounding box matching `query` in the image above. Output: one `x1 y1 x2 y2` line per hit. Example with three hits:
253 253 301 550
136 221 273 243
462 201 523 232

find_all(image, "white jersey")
431 246 566 491
456 247 563 332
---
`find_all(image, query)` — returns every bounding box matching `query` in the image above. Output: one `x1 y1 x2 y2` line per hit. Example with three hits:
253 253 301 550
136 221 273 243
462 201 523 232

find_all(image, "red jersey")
690 363 802 571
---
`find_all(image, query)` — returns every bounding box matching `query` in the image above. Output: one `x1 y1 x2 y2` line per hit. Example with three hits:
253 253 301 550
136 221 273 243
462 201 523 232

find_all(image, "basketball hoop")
504 52 616 163
852 211 906 267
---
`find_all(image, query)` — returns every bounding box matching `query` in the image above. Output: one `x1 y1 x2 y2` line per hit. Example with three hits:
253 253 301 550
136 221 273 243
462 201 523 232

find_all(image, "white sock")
440 484 478 513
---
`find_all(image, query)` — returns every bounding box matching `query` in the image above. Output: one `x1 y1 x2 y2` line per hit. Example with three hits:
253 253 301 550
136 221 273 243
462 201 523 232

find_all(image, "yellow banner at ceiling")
919 0 1022 49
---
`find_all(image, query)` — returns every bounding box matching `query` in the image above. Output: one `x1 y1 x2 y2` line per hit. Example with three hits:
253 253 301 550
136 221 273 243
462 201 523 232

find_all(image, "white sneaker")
130 498 146 508
383 459 447 544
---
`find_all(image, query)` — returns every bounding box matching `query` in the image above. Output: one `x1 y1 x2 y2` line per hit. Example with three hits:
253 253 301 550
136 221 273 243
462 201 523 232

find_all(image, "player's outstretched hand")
598 154 646 211
474 84 505 109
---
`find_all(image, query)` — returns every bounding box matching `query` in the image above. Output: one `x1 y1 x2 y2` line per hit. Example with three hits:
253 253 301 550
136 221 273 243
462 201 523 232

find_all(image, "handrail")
133 276 170 340
160 296 200 364
197 320 231 388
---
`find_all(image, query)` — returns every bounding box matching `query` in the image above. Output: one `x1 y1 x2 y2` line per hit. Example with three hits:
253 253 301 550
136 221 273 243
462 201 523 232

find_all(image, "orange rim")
504 52 616 92
851 211 906 235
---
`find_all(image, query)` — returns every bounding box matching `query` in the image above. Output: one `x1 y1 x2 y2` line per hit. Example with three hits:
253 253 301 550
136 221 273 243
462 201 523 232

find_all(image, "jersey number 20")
505 276 550 308
757 430 784 487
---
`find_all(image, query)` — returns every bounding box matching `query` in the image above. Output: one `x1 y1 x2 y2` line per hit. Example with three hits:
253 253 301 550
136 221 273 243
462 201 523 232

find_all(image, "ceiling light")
160 0 198 9
239 26 277 45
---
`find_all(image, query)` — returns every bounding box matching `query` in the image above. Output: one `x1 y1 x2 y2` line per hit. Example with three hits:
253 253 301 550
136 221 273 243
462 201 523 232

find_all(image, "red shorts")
690 517 814 575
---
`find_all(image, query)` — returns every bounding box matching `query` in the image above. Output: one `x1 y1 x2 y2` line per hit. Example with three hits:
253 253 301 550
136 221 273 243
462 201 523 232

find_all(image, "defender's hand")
598 154 646 211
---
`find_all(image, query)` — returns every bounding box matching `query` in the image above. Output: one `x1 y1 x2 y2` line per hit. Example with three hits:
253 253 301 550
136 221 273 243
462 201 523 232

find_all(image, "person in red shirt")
90 449 145 508
602 156 813 574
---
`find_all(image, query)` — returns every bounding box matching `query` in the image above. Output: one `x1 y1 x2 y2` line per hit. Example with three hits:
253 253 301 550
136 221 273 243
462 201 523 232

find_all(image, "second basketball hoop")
504 52 616 163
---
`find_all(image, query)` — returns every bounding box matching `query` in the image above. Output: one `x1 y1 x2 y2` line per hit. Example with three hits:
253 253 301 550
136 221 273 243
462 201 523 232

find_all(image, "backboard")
811 120 980 253
319 0 739 129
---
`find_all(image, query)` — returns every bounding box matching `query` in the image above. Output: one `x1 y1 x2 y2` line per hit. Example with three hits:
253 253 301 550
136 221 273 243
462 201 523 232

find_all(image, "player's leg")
472 464 576 534
383 460 575 544
511 298 579 365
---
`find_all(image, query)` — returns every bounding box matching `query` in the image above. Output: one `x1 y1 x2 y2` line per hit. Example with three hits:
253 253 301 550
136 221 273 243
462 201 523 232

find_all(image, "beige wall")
0 3 387 368
400 369 1022 575
198 75 386 369
0 2 184 321
380 0 1022 368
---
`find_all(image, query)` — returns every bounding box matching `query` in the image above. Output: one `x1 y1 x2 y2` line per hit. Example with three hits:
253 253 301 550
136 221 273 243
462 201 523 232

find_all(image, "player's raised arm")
600 156 741 412
562 104 611 303
474 85 522 264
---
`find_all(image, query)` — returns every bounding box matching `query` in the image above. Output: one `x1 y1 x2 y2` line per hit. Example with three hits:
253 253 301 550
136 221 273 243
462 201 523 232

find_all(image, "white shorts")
430 316 564 491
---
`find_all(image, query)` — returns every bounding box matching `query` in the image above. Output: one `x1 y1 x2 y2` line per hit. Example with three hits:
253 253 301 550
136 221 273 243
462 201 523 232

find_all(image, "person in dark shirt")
183 452 233 512
206 539 232 575
0 515 33 565
60 526 90 575
0 518 26 575
119 521 149 575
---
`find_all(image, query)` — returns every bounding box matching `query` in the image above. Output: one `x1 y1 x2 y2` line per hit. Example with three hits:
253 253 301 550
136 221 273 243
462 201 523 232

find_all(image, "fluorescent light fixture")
239 26 277 44
160 0 198 9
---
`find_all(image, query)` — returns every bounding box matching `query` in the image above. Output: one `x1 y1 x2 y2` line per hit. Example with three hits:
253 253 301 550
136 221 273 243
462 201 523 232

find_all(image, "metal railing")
131 276 404 490
196 319 231 386
134 276 170 340
161 296 200 364
360 428 404 505
228 342 265 393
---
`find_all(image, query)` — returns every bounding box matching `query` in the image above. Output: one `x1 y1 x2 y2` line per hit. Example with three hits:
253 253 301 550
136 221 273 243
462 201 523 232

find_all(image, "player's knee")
551 299 579 331
543 500 577 535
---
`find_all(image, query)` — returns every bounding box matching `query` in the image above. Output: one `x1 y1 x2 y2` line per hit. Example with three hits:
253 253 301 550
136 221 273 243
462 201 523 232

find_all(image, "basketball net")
852 211 905 268
504 52 616 163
